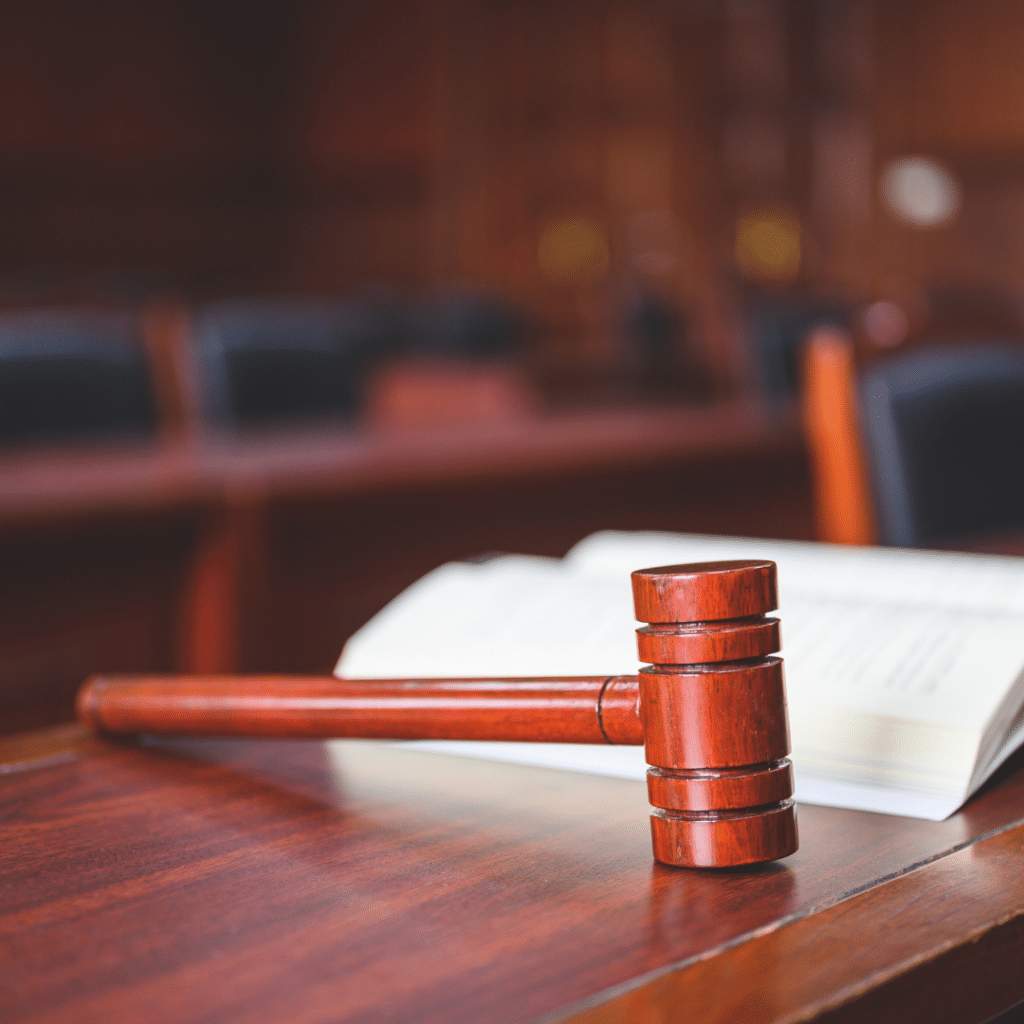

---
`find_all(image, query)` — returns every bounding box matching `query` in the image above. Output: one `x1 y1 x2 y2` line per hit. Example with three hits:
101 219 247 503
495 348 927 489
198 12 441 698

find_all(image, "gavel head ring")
631 560 798 868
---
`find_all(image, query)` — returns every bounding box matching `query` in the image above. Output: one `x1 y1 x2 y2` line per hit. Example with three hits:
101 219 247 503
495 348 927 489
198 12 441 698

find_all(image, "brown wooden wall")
873 1 1024 300
6 0 1024 735
4 1 1024 379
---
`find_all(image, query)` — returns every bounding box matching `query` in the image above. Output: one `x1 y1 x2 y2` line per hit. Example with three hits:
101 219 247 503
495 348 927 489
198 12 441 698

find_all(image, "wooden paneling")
0 0 748 390
5 2 1024 352
9 0 1024 738
253 446 813 674
0 1 300 295
877 0 1024 154
0 511 203 733
871 1 1024 298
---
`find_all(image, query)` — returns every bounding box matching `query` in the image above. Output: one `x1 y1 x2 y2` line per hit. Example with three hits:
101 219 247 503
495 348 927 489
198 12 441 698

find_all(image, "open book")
335 531 1024 820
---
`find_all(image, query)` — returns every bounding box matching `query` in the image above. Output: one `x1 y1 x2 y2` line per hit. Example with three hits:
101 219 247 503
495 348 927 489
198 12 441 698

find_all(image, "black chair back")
744 295 850 397
0 310 157 445
408 291 528 360
195 299 399 428
860 344 1024 546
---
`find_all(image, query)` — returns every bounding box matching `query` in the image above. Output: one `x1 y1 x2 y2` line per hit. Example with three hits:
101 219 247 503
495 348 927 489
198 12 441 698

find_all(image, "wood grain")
630 559 778 623
3 729 1024 1024
636 615 781 664
568 819 1024 1024
75 673 643 744
637 660 789 769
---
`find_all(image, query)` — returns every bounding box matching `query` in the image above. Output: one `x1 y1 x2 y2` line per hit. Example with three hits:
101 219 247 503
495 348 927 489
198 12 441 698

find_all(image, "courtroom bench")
0 400 811 733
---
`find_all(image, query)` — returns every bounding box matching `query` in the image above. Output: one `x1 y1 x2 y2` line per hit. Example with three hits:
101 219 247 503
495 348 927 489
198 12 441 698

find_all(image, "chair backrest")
407 291 528 361
194 299 398 428
745 294 851 397
860 344 1024 547
0 309 158 445
801 328 877 545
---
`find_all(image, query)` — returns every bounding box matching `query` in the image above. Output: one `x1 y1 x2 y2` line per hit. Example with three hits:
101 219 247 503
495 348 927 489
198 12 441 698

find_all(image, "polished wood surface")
633 561 796 867
567 819 1024 1024
3 725 1024 1024
636 615 781 663
631 558 778 623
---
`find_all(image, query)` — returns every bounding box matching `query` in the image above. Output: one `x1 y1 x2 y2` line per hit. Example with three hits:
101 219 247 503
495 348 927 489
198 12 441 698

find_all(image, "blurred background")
4 0 1024 733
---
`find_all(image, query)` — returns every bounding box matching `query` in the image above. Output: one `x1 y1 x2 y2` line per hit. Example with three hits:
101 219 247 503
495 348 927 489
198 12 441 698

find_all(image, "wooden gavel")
76 560 798 868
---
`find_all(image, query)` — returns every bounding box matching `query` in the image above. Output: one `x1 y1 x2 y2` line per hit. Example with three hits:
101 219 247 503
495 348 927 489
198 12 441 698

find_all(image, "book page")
335 534 1024 819
774 595 1024 728
367 740 968 821
566 532 1024 728
338 556 637 679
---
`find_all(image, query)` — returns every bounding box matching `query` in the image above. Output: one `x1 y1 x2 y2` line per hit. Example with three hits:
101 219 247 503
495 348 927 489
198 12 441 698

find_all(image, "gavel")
76 560 798 868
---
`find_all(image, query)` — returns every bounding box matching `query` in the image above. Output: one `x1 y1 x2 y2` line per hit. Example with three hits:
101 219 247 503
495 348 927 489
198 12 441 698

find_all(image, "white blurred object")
880 156 961 227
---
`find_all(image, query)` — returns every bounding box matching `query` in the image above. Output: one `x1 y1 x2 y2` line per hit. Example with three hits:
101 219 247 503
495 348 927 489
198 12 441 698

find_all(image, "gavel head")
632 560 798 868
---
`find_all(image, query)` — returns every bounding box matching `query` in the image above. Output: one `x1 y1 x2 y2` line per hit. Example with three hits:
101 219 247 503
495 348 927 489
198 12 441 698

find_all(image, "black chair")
743 294 851 397
860 344 1024 546
195 299 400 428
0 310 158 446
406 291 528 361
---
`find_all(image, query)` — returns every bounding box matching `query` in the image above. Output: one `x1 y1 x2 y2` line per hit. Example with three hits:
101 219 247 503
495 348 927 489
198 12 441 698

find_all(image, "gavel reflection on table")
76 560 798 868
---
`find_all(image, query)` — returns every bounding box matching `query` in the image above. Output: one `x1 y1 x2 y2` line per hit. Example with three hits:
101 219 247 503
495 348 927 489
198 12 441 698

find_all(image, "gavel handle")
76 674 644 744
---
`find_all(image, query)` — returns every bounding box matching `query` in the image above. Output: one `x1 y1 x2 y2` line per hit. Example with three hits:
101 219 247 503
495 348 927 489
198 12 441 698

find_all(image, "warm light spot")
880 157 960 228
735 212 801 281
537 218 610 284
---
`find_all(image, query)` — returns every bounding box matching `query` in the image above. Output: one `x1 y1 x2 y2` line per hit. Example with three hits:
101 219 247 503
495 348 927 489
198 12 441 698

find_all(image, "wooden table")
0 401 803 527
4 724 1024 1024
0 401 813 733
